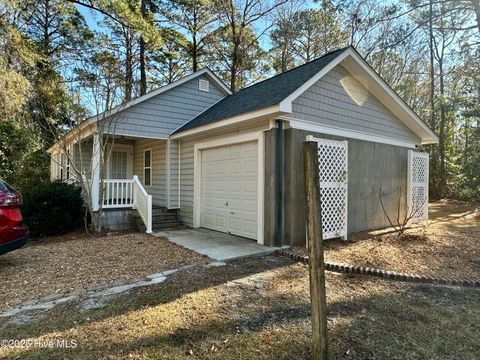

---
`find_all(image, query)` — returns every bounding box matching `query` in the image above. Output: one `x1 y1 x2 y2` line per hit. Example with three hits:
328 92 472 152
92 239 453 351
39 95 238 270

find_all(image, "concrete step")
152 220 181 230
152 208 178 214
152 213 177 222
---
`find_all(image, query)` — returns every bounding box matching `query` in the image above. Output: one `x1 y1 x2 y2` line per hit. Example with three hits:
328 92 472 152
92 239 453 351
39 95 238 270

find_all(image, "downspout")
275 119 285 247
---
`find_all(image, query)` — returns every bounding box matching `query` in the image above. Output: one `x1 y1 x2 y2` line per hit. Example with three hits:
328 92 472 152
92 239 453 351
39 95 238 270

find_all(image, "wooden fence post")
303 141 328 360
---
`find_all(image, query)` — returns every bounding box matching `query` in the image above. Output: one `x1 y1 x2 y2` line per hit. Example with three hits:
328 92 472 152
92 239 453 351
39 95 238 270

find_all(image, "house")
48 46 438 246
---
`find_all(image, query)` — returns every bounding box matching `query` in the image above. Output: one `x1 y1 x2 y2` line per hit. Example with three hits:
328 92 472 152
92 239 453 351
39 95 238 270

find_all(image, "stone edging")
275 249 480 288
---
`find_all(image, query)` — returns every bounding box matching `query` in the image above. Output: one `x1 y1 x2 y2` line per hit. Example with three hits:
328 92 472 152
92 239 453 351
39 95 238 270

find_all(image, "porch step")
152 220 181 230
133 208 181 232
152 213 178 223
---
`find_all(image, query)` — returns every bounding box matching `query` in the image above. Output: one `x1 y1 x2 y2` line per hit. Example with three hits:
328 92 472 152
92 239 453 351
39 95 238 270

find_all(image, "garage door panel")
200 141 258 240
228 180 243 192
243 198 257 211
242 180 257 193
242 159 257 173
202 147 229 162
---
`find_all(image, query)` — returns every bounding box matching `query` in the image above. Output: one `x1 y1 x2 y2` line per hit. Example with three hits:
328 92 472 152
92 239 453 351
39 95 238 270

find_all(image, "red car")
0 180 28 255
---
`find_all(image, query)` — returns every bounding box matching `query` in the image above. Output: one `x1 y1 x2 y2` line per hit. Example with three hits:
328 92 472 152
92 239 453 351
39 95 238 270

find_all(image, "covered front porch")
49 129 180 233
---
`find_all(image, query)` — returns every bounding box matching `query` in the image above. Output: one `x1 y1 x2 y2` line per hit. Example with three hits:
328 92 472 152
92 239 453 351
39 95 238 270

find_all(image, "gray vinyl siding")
133 139 167 206
292 65 421 144
103 75 225 139
178 137 195 226
72 140 93 179
168 140 180 208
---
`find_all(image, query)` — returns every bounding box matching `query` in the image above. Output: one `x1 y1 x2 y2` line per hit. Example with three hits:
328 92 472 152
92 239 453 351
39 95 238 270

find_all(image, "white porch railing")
132 175 152 233
103 179 134 208
100 176 152 233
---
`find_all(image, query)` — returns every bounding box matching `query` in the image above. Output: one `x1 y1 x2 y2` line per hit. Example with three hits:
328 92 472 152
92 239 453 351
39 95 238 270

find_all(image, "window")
144 149 152 186
199 79 210 92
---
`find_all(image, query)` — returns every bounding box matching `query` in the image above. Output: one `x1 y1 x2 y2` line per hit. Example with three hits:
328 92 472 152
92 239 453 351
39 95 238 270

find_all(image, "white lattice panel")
407 151 429 222
307 136 348 240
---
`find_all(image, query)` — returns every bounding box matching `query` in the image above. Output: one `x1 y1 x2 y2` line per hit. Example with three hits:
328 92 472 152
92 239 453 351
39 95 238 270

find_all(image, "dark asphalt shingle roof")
173 47 349 134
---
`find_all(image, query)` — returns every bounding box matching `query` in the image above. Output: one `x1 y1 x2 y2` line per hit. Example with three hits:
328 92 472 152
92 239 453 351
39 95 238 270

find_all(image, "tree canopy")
0 0 478 200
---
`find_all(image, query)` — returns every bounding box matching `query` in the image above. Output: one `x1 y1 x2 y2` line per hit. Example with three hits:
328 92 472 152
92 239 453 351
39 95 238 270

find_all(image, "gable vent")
199 79 210 92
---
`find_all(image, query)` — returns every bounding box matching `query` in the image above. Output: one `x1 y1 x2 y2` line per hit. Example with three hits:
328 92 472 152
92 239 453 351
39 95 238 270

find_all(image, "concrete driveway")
153 228 281 261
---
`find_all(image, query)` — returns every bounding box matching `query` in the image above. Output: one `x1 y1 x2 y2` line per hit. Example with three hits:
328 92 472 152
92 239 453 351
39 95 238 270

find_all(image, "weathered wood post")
303 140 328 360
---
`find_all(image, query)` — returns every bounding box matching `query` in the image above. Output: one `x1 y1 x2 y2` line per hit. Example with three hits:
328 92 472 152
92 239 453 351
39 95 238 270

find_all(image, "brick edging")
275 249 480 288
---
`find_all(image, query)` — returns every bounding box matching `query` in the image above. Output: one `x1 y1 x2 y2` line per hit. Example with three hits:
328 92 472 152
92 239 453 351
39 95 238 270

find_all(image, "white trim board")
166 139 171 209
192 131 265 245
285 118 419 149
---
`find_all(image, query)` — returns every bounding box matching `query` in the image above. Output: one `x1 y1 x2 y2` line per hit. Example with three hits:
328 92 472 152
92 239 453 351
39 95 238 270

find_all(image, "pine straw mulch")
293 200 480 279
0 231 209 312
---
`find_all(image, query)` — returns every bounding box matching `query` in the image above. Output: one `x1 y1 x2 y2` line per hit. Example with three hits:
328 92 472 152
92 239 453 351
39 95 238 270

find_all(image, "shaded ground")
0 231 208 312
0 256 478 359
317 201 479 278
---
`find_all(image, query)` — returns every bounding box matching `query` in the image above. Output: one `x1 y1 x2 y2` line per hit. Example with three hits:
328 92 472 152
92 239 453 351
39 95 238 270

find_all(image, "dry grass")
0 231 208 312
0 256 478 359
315 201 479 278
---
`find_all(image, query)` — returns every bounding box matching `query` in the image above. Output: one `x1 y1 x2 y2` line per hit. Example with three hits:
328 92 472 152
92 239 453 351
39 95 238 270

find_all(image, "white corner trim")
178 141 181 208
171 105 283 139
192 131 265 244
166 139 171 209
286 118 419 149
257 131 265 245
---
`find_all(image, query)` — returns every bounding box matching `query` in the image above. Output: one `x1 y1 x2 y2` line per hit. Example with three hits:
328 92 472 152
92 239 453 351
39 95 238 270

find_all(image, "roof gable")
173 47 438 145
95 68 230 123
172 48 348 134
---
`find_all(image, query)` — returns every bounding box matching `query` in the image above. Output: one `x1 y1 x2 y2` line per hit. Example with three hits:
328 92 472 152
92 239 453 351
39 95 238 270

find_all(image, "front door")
107 145 133 179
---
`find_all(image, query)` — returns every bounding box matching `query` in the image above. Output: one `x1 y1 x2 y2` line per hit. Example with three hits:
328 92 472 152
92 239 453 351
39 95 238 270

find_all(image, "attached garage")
200 142 258 239
174 47 438 247
192 132 265 243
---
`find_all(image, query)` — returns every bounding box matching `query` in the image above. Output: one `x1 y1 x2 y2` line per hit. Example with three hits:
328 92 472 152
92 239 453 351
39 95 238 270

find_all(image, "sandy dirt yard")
0 231 208 312
0 255 478 360
318 201 479 278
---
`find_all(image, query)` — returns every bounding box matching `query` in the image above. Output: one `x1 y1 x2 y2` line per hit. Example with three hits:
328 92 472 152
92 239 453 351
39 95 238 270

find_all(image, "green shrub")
22 181 84 237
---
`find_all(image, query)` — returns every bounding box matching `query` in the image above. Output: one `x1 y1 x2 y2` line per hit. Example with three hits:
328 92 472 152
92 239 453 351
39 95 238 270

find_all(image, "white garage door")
201 141 258 239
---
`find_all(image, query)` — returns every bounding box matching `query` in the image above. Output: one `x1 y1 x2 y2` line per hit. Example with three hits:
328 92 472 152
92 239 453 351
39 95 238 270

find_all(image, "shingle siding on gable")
104 75 225 139
292 65 421 144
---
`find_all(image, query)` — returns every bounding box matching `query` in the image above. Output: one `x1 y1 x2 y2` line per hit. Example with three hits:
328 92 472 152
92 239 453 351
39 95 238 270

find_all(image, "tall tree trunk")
428 0 438 198
125 30 133 101
139 0 147 95
192 9 198 72
438 57 447 196
281 47 287 73
230 28 239 92
192 36 198 72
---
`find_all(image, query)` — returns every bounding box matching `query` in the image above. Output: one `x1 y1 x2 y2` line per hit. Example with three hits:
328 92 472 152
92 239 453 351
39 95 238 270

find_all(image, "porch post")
91 131 101 212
